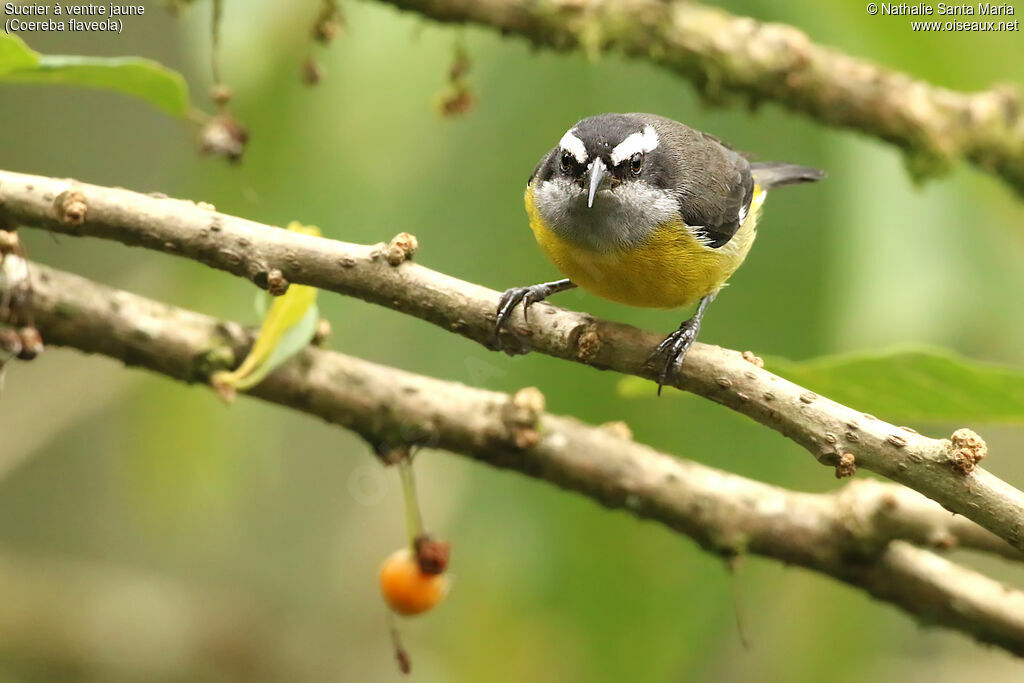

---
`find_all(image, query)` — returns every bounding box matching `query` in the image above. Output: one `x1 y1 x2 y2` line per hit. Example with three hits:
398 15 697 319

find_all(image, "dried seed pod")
200 114 249 163
413 533 451 575
301 57 326 86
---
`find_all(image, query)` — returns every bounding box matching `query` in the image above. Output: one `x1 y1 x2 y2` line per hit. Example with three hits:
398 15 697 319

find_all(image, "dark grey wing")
639 116 754 249
675 135 757 249
684 145 757 249
750 162 825 188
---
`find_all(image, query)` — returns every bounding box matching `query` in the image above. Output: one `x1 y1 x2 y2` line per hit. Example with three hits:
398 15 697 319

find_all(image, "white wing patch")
559 129 588 163
689 226 715 248
610 125 660 165
738 188 767 226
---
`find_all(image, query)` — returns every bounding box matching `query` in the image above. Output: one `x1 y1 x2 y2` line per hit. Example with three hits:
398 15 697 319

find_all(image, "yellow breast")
524 186 763 309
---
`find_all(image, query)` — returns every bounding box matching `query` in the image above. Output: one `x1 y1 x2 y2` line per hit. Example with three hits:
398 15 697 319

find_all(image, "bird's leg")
651 292 717 395
493 278 576 351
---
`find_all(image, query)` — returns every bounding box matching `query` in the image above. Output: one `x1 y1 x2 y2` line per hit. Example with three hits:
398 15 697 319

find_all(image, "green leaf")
233 304 320 391
0 34 39 75
253 290 270 319
0 51 189 116
618 346 1024 424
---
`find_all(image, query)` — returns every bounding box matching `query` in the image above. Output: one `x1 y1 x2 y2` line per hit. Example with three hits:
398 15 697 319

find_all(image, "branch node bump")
313 318 332 346
15 326 43 360
600 420 633 441
0 230 18 254
54 189 87 226
835 452 857 479
197 344 236 383
265 269 290 296
386 232 419 266
0 328 23 358
575 325 601 362
928 530 957 551
948 428 987 475
741 350 764 368
504 386 545 448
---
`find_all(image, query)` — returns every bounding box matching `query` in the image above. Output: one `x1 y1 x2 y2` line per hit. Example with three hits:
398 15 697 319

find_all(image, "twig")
1 169 1021 553
210 0 224 89
6 261 1024 654
377 0 1024 196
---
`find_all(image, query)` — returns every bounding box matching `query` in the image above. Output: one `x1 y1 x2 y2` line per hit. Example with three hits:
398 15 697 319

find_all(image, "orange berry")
380 548 450 616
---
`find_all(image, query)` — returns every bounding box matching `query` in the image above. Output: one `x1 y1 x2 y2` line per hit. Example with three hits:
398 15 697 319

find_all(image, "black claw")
651 319 701 395
492 279 575 352
649 292 717 396
494 286 532 341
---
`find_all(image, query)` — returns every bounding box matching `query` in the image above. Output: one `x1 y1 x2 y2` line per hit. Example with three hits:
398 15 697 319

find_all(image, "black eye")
560 151 573 173
630 152 644 175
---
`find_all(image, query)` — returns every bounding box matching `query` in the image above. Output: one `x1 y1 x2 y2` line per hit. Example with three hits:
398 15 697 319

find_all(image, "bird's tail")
751 162 826 189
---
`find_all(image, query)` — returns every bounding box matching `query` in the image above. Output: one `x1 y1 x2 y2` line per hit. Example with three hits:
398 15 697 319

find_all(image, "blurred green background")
2 0 1024 680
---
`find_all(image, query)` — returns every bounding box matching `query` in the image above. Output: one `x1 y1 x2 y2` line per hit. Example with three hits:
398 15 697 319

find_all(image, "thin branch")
6 260 1024 654
379 0 1024 195
210 0 224 88
2 169 1022 553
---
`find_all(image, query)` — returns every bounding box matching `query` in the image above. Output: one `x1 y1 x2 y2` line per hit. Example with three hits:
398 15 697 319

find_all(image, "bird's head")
530 113 680 252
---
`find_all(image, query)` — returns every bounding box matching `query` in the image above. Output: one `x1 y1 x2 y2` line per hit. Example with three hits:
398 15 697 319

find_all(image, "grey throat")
532 176 681 253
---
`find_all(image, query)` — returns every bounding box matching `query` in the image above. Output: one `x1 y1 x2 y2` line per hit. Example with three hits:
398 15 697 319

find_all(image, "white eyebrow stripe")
609 125 660 165
559 130 588 163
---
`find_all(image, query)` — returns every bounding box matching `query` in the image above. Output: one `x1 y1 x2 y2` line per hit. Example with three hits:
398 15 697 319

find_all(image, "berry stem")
398 456 424 547
386 611 412 674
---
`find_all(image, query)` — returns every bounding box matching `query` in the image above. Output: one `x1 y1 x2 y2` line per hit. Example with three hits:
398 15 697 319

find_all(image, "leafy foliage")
0 34 189 115
0 33 37 74
210 223 323 397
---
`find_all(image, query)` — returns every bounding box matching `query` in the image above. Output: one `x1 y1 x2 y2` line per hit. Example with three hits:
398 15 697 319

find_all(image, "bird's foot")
492 279 575 353
492 285 550 353
649 318 701 395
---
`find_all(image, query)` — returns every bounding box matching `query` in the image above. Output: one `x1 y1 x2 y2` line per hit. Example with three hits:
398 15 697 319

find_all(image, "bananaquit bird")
494 113 824 391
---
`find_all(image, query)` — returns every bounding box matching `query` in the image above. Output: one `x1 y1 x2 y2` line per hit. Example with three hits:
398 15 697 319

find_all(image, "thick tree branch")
5 261 1024 654
2 170 1022 554
380 0 1024 195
